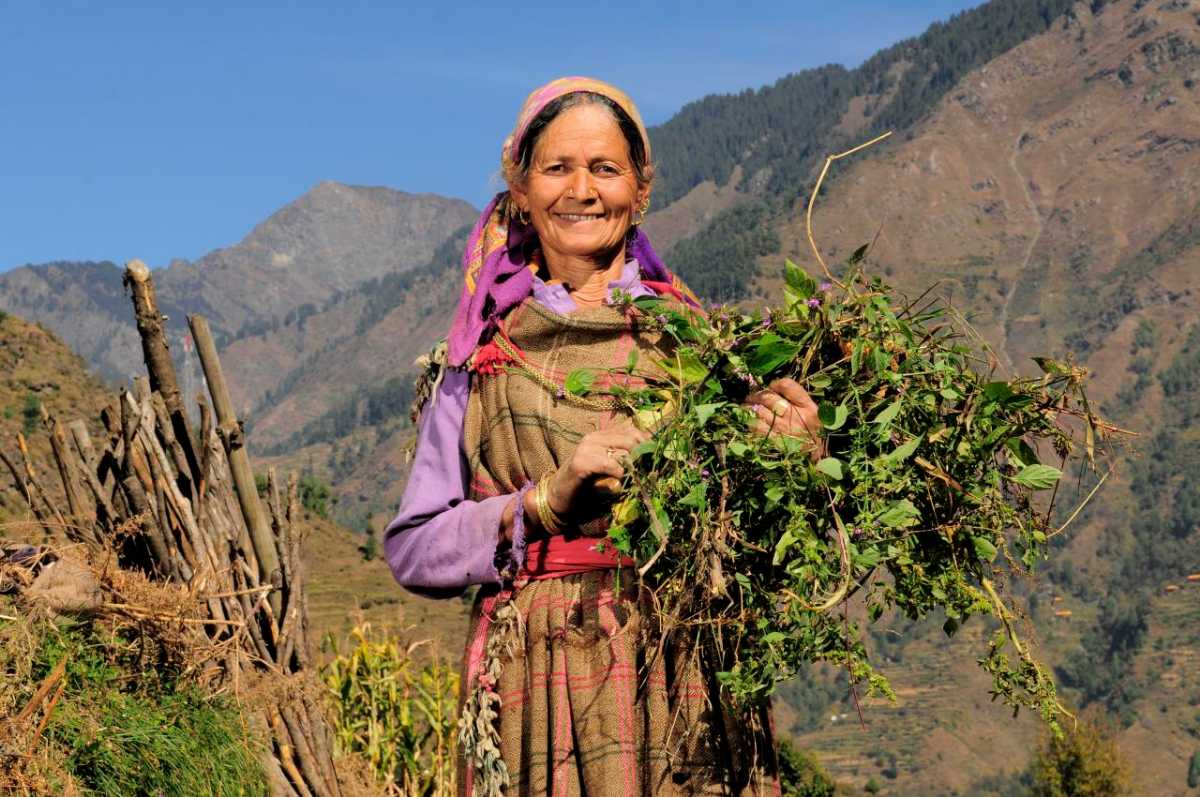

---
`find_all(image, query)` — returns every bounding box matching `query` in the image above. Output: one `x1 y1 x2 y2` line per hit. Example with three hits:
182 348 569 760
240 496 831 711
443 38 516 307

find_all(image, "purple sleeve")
382 368 513 598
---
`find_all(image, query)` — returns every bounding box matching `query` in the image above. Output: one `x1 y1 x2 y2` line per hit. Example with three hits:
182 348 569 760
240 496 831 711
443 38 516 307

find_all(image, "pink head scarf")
445 77 690 368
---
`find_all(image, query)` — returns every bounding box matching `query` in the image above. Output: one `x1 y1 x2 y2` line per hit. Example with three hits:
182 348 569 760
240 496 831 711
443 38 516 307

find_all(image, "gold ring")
772 398 791 417
606 447 617 460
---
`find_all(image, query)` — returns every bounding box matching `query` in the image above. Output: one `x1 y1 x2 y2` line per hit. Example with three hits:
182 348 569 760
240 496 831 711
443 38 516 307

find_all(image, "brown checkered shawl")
458 298 779 797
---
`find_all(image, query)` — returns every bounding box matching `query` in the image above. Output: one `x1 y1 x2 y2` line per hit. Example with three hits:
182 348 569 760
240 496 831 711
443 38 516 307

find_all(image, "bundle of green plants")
322 622 459 796
0 615 265 796
590 250 1116 727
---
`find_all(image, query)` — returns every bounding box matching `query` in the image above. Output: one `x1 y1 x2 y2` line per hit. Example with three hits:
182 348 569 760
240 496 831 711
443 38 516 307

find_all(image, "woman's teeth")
557 213 602 221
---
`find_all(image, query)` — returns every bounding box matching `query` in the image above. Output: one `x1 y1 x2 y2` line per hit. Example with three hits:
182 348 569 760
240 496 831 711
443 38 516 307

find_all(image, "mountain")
0 183 476 383
751 1 1200 793
256 0 1200 793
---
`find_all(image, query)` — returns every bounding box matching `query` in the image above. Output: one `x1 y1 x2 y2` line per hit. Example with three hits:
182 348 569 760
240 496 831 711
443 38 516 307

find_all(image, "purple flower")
556 387 565 399
656 314 668 324
701 468 710 478
819 281 832 292
806 297 822 308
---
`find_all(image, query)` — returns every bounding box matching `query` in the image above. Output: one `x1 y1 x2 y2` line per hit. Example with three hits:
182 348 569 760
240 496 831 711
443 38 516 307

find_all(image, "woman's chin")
543 234 625 261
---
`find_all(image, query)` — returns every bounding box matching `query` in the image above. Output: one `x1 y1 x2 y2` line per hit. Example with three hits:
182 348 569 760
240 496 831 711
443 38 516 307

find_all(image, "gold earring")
517 207 530 225
633 197 650 226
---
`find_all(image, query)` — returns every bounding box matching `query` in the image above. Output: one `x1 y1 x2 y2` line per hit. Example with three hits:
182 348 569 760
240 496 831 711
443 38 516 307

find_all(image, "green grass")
26 619 267 796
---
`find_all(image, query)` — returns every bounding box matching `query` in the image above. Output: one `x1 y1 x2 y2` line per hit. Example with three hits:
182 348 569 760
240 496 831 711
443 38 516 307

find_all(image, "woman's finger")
770 378 818 411
747 390 789 416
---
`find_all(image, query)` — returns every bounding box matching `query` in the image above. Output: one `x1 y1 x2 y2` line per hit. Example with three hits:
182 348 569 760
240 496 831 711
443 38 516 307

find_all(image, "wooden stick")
279 704 326 794
16 433 68 535
40 405 86 523
13 658 67 725
24 678 66 756
270 709 315 797
69 423 119 533
124 259 202 493
189 314 282 616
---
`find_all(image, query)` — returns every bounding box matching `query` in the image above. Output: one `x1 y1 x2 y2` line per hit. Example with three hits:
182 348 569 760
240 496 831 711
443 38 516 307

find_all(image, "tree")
1031 716 1129 797
777 739 836 797
359 527 379 562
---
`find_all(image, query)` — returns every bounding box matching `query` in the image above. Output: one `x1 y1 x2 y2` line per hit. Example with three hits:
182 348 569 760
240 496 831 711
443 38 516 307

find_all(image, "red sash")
523 535 635 580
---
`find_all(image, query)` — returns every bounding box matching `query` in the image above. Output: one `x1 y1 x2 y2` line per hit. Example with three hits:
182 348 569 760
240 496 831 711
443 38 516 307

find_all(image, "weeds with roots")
584 250 1120 728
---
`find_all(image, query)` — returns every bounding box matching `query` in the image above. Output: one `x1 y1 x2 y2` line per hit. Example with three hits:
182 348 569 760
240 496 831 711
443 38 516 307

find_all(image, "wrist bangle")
533 476 565 535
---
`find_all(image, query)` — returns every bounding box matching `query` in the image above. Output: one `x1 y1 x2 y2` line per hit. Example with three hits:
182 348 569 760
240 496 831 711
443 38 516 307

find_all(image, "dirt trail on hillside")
1000 131 1045 372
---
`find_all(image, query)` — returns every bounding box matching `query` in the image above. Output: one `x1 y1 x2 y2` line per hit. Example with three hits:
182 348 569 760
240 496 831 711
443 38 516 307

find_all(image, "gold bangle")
533 477 565 535
542 478 567 532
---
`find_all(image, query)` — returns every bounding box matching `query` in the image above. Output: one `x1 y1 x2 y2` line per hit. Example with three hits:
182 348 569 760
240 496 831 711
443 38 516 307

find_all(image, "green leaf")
983 381 1014 402
1011 464 1062 490
1032 356 1066 375
872 399 902 426
630 439 656 459
815 457 844 480
942 617 960 637
877 500 920 528
886 434 923 463
972 536 998 562
772 530 796 566
693 403 722 427
807 374 832 390
659 348 709 385
1005 438 1040 468
625 347 639 373
818 402 849 430
564 368 596 396
679 482 707 510
728 441 750 457
762 631 786 646
784 259 817 299
848 243 870 264
747 333 800 376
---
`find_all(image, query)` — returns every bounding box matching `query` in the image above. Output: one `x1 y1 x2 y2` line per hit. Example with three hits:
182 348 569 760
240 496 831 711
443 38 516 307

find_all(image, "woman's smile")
553 211 605 223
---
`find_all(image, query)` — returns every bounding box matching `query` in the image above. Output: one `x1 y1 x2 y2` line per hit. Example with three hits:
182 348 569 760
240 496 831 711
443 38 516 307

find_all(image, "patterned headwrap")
446 76 693 368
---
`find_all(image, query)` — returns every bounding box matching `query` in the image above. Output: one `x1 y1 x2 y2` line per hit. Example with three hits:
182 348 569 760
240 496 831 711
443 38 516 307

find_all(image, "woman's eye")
594 164 620 176
544 163 565 174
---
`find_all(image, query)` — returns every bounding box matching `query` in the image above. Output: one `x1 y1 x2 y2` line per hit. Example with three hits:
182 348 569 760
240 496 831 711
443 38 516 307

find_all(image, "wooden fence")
1 259 341 796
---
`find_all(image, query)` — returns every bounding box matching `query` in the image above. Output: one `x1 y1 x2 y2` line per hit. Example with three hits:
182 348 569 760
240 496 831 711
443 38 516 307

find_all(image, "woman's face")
510 103 649 267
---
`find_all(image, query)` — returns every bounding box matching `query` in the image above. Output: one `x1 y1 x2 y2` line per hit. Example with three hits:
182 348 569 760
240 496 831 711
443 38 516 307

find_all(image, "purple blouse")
383 260 656 598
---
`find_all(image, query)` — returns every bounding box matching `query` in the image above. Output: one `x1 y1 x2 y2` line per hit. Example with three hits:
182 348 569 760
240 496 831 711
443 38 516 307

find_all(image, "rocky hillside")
0 312 111 531
755 1 1200 793
0 184 476 383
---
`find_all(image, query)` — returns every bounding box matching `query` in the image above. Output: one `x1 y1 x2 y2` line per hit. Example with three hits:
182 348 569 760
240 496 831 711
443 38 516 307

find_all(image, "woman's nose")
569 167 595 201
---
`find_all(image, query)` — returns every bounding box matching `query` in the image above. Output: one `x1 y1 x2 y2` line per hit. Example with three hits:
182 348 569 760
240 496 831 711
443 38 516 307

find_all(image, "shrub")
22 392 41 435
777 738 836 797
1031 716 1129 797
298 474 333 519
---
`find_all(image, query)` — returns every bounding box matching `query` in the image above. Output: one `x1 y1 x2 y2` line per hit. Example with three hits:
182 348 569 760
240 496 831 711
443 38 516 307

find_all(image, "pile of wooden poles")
0 260 341 796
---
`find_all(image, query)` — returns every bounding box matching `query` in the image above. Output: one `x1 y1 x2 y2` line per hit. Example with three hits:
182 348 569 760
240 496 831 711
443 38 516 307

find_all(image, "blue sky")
1 0 982 271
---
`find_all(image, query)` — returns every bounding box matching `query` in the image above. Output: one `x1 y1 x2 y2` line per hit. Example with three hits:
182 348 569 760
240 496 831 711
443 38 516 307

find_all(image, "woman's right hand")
545 423 649 520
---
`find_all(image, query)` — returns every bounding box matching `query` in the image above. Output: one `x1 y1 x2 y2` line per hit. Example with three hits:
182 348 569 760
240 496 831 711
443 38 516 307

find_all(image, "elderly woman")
384 77 820 797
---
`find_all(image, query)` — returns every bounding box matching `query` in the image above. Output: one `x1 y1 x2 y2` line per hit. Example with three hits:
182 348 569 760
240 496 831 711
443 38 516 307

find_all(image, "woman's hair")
506 91 652 187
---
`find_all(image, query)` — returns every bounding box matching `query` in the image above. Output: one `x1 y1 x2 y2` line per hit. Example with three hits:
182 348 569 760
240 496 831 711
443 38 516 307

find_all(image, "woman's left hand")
745 378 824 458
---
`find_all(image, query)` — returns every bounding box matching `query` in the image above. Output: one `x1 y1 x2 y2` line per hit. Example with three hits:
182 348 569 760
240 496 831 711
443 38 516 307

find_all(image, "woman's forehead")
534 105 630 160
